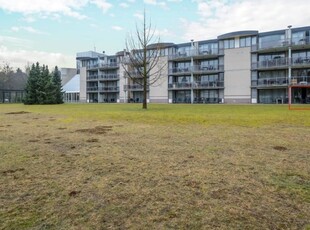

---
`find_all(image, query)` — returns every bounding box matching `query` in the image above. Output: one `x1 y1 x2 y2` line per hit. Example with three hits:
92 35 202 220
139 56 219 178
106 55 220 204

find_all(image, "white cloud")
0 45 75 69
143 0 167 9
112 26 123 31
90 0 113 13
119 2 129 8
0 0 113 20
182 0 310 41
134 12 143 20
11 26 48 35
0 35 32 49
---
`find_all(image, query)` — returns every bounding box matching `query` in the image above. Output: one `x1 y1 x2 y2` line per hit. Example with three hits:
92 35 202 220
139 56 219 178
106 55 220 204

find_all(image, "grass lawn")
0 103 309 229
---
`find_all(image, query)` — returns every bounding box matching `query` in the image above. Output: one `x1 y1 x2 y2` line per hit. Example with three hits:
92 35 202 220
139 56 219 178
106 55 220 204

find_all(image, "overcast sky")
0 0 310 70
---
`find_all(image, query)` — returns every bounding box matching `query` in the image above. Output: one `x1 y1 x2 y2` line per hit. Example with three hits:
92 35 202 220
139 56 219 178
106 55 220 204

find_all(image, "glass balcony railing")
87 75 98 80
168 65 223 74
98 86 119 92
192 65 223 73
257 77 288 87
99 74 119 80
99 63 119 69
124 84 149 91
168 81 224 89
252 57 288 69
87 87 98 91
291 57 310 66
290 76 310 85
168 48 219 60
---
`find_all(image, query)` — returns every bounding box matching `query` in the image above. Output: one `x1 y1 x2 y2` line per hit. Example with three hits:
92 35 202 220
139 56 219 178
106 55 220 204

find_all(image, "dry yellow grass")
0 104 309 229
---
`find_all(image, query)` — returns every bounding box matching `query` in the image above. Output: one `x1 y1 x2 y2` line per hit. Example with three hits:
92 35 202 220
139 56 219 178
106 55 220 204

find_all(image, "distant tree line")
23 62 63 104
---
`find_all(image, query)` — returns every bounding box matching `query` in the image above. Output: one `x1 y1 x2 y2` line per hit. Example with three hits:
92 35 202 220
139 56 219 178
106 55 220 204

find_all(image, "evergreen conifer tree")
52 66 64 104
24 62 62 104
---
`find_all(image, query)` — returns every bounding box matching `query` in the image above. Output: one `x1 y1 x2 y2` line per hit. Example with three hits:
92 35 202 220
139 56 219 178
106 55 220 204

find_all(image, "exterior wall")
149 56 169 103
79 67 87 102
224 47 251 103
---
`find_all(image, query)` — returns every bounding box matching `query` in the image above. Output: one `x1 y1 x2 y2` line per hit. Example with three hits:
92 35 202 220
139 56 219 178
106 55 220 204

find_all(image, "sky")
0 0 310 70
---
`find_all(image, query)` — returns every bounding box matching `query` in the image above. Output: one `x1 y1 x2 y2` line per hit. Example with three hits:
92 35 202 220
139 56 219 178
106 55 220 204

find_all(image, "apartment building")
75 26 310 104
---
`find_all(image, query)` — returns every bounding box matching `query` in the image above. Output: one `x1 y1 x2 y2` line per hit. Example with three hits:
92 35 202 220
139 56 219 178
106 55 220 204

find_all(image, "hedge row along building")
74 25 310 104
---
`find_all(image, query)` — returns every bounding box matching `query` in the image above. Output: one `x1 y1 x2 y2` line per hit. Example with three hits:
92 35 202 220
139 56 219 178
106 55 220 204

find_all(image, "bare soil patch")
76 125 113 134
5 111 30 115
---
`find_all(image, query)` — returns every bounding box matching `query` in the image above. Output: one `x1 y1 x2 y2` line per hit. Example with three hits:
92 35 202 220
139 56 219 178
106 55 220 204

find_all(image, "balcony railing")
291 57 310 66
168 67 191 74
257 77 288 87
87 75 98 80
168 48 219 60
124 84 149 91
292 36 310 46
168 82 192 89
99 74 119 80
168 81 224 89
98 86 119 92
87 87 98 92
192 81 224 88
99 63 119 69
169 65 223 74
192 65 224 73
290 76 310 85
252 57 288 69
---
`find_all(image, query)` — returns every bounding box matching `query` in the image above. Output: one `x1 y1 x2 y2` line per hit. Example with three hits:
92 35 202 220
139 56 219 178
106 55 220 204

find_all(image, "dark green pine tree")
23 63 40 104
52 66 64 104
36 64 48 104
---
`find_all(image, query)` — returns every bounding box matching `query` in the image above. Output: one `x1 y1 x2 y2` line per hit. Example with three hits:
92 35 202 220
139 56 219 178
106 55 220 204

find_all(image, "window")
224 39 235 49
240 37 251 47
258 34 285 49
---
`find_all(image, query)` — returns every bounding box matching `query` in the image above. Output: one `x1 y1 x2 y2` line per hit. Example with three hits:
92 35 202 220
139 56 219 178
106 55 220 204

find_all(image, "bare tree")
123 11 166 109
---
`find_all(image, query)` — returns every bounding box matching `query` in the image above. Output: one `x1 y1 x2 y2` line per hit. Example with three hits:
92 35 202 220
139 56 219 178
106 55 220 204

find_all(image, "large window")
199 42 218 54
258 34 285 49
240 36 251 47
292 31 309 45
224 39 235 49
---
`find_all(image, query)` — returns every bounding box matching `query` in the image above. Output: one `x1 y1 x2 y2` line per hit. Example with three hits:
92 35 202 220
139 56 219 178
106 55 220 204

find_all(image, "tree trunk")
143 74 147 109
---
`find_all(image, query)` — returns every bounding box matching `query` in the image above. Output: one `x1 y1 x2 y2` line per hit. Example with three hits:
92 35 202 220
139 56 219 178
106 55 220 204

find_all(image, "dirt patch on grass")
273 146 288 151
86 138 99 143
5 111 30 115
2 168 25 175
76 126 113 134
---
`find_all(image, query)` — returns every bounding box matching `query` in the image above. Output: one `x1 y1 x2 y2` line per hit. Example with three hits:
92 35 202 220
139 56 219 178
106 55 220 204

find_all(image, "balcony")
168 52 191 61
192 65 224 74
87 87 98 92
290 76 310 85
99 63 119 70
99 74 119 81
252 57 288 70
168 81 224 90
87 75 98 81
98 86 119 92
169 48 219 60
168 82 192 89
86 64 99 70
168 67 191 75
124 84 149 91
256 77 288 88
292 36 310 49
192 81 224 89
291 57 310 68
